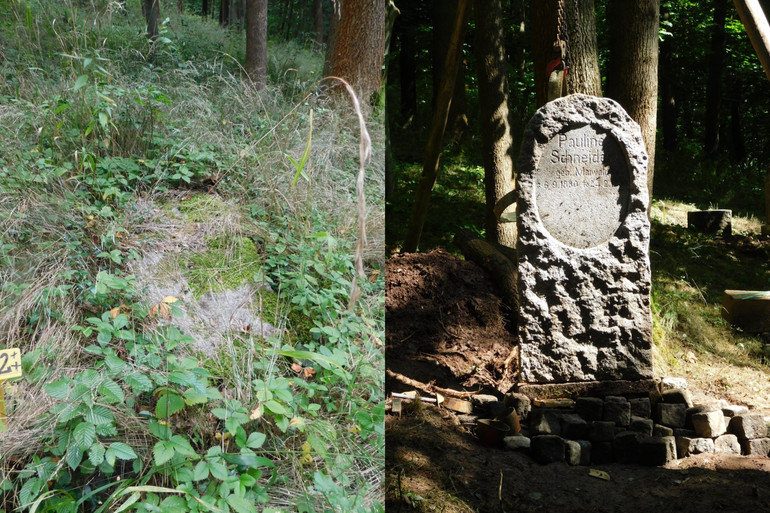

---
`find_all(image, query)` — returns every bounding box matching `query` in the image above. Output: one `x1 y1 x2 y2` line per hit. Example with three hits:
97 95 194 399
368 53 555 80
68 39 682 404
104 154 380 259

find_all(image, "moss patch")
166 193 230 223
183 236 263 297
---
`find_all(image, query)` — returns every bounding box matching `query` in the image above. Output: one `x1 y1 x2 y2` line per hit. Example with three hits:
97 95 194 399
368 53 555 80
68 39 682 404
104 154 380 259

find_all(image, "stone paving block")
741 437 770 457
591 441 614 464
531 435 566 464
653 424 673 437
629 416 653 436
729 413 768 439
656 403 687 428
638 436 676 466
676 436 715 458
614 431 640 463
504 392 532 421
714 434 741 454
589 421 616 442
661 388 693 407
528 408 563 436
560 413 588 440
685 404 720 429
575 397 604 421
629 397 651 418
603 396 631 426
504 436 531 451
692 410 726 438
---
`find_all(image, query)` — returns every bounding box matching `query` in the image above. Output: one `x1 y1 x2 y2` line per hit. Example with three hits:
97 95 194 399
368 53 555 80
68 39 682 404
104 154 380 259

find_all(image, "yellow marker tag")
0 349 22 380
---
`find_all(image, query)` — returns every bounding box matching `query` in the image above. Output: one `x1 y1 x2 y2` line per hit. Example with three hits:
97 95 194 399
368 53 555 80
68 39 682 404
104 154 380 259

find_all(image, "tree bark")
323 0 387 103
313 0 324 45
402 0 471 253
246 0 268 89
606 0 660 200
177 0 183 15
220 0 229 26
531 0 601 108
733 0 770 82
143 0 160 41
705 0 728 156
474 0 517 248
433 0 468 141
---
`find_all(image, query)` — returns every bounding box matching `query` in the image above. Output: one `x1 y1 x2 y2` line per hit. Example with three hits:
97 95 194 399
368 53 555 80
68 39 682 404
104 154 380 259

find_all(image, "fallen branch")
386 369 477 399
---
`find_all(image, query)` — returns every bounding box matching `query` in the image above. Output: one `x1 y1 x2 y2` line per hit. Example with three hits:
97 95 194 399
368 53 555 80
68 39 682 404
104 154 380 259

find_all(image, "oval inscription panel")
535 125 630 249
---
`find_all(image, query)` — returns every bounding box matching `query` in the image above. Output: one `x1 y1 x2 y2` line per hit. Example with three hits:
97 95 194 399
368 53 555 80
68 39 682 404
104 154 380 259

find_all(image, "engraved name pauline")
535 124 630 249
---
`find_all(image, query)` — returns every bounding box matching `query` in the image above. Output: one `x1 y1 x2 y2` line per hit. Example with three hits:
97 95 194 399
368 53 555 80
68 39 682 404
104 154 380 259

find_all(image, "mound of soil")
386 249 770 513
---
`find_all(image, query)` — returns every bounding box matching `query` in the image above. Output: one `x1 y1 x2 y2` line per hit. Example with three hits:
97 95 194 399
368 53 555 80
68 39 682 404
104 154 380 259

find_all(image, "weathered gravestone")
516 94 653 383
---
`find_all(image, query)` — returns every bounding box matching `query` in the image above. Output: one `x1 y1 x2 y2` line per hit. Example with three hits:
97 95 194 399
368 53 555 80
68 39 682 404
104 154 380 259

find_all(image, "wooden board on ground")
722 290 770 333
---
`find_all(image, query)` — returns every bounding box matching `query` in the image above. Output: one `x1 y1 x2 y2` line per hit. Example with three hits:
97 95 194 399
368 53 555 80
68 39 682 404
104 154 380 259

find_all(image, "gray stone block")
714 434 741 454
591 441 614 464
661 388 693 407
629 416 653 436
676 436 715 458
685 404 720 429
565 439 582 466
722 405 749 418
741 437 770 457
575 397 604 421
576 440 592 466
638 436 676 466
692 410 726 438
653 424 673 437
503 435 531 451
528 408 563 436
589 421 616 442
673 428 696 438
614 431 640 463
560 413 588 440
656 403 687 428
661 377 688 391
603 396 631 426
629 397 651 418
729 413 768 439
504 392 532 421
531 435 566 464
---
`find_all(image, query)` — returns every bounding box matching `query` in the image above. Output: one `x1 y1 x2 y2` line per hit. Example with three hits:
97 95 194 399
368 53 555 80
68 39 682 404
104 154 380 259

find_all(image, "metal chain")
555 0 566 46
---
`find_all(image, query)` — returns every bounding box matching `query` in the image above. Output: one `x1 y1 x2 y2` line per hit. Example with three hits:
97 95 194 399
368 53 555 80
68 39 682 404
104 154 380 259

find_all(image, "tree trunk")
433 0 468 142
323 0 387 103
705 0 728 156
246 0 268 89
659 4 677 152
474 0 517 248
733 0 770 82
606 0 660 200
144 0 160 41
220 0 229 26
531 0 601 107
313 0 324 45
202 0 209 20
402 0 471 253
177 0 183 15
284 0 295 39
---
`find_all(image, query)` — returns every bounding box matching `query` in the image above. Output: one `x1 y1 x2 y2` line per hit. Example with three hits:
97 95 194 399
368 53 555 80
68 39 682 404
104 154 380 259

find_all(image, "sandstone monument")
516 94 653 384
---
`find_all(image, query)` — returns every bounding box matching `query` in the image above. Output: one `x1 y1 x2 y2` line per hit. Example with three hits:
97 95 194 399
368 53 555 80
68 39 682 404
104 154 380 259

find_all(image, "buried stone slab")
517 94 653 383
531 435 567 464
638 436 676 466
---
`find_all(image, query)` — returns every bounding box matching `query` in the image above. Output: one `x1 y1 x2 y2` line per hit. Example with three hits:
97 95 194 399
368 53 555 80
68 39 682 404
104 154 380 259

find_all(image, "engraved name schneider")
539 133 612 190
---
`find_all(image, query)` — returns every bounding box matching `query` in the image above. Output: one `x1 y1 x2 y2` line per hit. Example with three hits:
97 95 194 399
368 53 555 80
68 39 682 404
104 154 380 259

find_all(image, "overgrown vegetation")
0 1 384 512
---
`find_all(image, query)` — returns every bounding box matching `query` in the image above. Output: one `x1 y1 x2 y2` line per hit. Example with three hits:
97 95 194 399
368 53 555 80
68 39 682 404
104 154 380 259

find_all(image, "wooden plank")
722 289 770 333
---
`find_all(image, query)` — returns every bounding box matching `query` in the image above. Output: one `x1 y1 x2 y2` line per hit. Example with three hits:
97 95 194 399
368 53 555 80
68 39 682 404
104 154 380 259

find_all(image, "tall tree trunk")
397 1 417 124
531 0 601 107
143 0 160 41
705 0 728 156
202 0 209 20
246 0 268 89
323 0 387 103
177 0 183 15
606 0 660 200
659 4 677 152
733 0 770 82
402 0 472 253
475 0 517 248
313 0 324 45
433 0 468 142
284 0 295 39
220 0 228 26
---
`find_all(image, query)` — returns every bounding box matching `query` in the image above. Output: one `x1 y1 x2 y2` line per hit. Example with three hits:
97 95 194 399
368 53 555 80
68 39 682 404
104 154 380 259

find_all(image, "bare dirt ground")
385 249 770 513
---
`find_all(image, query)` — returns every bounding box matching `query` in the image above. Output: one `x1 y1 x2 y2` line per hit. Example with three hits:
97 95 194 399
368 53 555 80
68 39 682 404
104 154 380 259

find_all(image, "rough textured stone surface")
614 431 640 463
529 409 563 435
722 405 749 417
638 436 676 466
560 413 588 440
575 397 604 421
714 434 741 454
589 421 616 442
592 441 614 464
629 416 653 436
504 436 531 451
629 397 651 418
661 377 688 391
661 388 693 407
673 428 696 438
741 437 770 457
531 435 566 464
504 392 532 420
685 404 721 429
692 410 726 438
653 424 674 437
656 403 687 428
565 439 582 466
676 437 715 458
603 396 631 426
730 413 768 439
517 94 653 383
